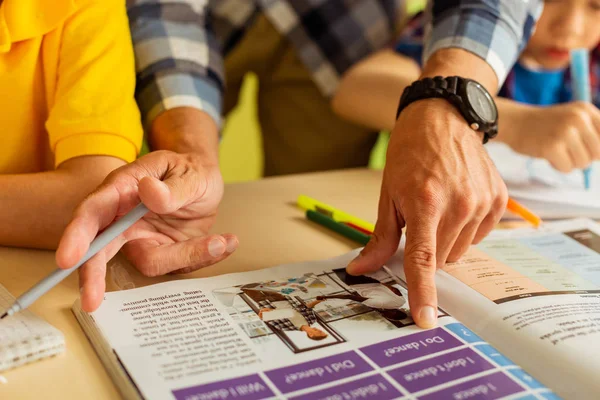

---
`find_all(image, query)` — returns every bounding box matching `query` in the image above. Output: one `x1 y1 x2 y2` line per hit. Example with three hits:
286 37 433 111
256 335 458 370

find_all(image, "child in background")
0 0 142 249
332 0 600 175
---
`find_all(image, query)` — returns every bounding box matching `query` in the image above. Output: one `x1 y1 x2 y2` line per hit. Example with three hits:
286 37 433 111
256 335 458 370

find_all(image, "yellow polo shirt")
0 0 142 173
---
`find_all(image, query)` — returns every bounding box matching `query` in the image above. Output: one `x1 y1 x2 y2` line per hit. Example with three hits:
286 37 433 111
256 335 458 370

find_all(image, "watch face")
465 81 497 123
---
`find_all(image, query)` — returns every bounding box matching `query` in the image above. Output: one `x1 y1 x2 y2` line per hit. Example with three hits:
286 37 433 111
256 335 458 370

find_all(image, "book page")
387 219 600 399
88 253 553 400
0 284 65 371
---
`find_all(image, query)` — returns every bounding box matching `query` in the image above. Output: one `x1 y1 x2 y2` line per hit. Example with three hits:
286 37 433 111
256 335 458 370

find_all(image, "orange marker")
507 198 542 228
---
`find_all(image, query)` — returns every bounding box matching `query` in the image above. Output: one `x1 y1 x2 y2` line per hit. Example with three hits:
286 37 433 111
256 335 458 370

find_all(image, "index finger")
403 211 440 329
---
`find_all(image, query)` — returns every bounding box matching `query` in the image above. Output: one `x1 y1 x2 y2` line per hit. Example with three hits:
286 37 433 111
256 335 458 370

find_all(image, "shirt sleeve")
127 0 224 129
423 0 543 86
46 0 143 167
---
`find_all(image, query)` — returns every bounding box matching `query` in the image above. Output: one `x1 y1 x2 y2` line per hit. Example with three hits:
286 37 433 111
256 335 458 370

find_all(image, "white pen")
1 203 149 319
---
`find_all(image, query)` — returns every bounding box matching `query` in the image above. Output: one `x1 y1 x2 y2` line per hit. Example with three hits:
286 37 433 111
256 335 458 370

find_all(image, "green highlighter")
306 209 371 246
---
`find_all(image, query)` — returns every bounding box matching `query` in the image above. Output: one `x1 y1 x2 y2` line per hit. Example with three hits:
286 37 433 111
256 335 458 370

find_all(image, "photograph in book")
212 268 418 354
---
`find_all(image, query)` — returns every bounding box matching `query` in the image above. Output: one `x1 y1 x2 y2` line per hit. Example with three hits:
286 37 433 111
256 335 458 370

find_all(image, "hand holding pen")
3 153 238 318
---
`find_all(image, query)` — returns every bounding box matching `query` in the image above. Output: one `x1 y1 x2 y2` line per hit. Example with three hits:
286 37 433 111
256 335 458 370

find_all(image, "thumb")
403 216 439 329
346 190 403 276
138 172 205 215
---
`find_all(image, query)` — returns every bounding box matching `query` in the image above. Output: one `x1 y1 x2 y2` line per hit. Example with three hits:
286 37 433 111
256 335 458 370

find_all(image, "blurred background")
219 0 426 182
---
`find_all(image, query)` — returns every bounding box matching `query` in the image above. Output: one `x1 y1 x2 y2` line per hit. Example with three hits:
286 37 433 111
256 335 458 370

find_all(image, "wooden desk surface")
0 168 524 399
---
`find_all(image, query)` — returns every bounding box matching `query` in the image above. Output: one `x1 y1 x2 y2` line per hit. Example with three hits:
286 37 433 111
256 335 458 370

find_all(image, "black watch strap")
396 76 498 144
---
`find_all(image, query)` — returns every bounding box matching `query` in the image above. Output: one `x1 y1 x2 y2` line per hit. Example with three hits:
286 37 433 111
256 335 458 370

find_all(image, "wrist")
395 99 485 143
396 76 497 143
495 100 537 148
420 49 499 94
150 107 220 165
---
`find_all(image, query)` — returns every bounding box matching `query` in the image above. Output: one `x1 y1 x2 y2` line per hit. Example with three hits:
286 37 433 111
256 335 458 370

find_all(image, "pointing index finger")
403 211 441 328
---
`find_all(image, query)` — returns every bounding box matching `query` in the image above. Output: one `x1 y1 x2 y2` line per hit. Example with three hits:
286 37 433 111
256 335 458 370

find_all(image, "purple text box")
388 347 493 393
418 372 524 400
172 374 273 400
360 327 462 368
291 374 401 400
265 351 373 394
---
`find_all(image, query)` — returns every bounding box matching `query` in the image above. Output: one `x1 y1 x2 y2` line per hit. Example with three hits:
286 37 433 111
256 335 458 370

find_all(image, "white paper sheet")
487 143 600 218
0 284 64 371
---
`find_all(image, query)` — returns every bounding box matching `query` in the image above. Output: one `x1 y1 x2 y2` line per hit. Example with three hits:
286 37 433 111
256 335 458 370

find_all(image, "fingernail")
418 306 437 328
346 256 360 274
226 237 238 253
209 239 226 257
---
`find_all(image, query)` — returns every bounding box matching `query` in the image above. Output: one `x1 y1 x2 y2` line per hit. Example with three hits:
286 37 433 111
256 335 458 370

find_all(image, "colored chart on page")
444 229 600 304
172 322 556 399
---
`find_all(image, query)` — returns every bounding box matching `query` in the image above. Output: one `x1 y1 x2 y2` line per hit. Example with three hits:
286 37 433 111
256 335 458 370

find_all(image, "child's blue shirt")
511 63 569 106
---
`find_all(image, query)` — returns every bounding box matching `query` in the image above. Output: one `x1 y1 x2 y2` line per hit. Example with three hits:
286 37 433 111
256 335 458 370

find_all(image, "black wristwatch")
396 76 498 143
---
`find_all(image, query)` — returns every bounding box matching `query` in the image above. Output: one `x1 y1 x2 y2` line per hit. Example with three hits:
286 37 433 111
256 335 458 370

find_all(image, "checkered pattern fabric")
424 1 543 84
397 11 600 107
258 297 317 331
127 0 542 129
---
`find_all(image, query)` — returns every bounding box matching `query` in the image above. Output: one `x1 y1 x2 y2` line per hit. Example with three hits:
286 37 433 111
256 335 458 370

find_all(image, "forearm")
0 156 125 249
332 50 421 131
150 107 220 165
495 97 537 146
420 49 498 93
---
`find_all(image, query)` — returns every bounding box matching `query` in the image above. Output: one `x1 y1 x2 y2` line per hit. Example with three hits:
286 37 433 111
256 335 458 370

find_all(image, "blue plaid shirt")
398 11 600 108
127 0 542 129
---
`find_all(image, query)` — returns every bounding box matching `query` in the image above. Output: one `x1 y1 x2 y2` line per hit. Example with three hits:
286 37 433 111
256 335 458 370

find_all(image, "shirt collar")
0 0 77 53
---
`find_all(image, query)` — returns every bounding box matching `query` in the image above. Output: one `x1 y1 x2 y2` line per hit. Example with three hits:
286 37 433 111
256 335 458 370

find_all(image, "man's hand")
347 99 508 328
500 101 600 172
346 48 507 329
55 150 238 312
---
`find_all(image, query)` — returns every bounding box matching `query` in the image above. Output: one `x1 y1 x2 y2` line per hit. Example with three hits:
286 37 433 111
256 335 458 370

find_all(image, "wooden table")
0 168 524 399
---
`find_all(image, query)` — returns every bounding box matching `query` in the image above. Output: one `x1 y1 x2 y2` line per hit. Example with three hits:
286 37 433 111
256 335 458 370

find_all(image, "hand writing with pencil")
498 100 600 173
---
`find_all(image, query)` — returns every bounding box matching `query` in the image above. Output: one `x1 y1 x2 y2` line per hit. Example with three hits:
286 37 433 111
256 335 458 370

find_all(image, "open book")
74 219 600 400
0 284 65 371
487 143 600 219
